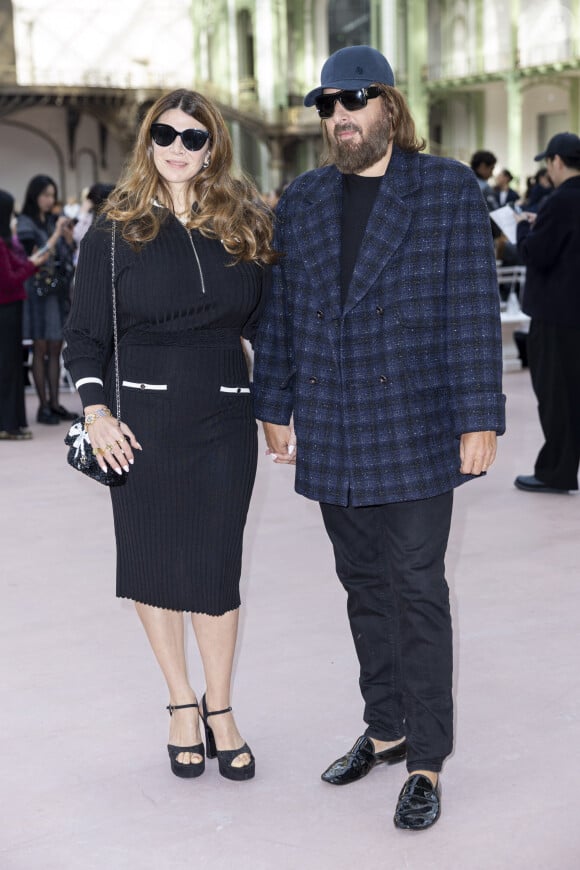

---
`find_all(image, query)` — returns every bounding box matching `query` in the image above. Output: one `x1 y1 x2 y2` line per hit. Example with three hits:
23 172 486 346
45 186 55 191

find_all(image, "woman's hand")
263 421 297 464
84 406 142 475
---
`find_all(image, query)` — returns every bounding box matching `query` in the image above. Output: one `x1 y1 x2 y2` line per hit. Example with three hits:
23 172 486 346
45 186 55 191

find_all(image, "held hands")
84 405 142 475
459 430 497 476
263 421 297 465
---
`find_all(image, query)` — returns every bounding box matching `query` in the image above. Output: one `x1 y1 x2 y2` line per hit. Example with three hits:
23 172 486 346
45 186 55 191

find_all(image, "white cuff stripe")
75 377 103 388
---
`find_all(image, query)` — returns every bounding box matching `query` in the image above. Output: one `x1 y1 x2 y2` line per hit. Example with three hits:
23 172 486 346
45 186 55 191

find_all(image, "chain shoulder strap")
110 221 121 421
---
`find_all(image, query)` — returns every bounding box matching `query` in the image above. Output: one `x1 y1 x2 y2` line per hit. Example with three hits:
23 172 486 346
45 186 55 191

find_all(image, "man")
515 132 580 494
253 45 505 830
494 168 519 206
470 149 499 211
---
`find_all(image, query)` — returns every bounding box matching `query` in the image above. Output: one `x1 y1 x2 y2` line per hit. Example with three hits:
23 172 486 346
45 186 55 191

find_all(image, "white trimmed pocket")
122 380 168 391
220 386 250 394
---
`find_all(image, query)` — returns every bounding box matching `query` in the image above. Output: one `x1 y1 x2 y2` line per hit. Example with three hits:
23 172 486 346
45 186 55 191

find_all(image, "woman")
0 190 50 439
17 175 76 425
63 89 275 781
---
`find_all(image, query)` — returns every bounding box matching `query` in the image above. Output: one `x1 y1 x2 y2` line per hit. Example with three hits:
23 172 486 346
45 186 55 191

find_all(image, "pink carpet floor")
0 371 578 869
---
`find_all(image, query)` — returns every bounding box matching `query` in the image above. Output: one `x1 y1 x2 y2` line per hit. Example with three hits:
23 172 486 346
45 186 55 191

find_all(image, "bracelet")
84 408 112 427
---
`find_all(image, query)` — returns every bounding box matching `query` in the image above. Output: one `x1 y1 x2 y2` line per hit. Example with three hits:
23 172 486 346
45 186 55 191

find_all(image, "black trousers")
0 301 27 431
528 319 580 491
320 491 454 773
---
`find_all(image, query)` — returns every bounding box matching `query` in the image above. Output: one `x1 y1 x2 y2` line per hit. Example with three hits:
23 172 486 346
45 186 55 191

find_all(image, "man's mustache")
334 123 361 138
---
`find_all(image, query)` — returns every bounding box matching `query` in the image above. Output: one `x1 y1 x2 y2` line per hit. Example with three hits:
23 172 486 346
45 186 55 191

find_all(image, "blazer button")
316 309 324 319
140 383 146 390
308 376 318 385
376 306 384 315
379 375 388 384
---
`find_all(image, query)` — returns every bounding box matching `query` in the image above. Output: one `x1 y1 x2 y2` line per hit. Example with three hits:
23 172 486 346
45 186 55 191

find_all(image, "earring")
202 152 211 169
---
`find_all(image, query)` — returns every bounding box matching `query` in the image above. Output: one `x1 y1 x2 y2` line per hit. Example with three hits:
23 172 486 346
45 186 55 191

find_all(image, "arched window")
328 0 371 54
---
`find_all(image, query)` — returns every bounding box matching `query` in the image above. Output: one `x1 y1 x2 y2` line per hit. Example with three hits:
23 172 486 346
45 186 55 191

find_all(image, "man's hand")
515 211 537 226
262 421 296 464
459 430 497 475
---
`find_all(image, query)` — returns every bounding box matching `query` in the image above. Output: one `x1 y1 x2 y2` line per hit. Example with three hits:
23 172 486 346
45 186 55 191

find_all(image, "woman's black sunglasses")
314 87 382 119
150 123 210 152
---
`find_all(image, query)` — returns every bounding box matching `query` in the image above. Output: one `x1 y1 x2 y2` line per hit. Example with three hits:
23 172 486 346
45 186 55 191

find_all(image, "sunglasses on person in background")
314 87 382 119
150 123 210 152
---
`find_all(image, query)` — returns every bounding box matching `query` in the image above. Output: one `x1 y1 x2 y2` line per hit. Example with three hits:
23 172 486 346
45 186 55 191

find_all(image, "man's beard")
328 107 391 174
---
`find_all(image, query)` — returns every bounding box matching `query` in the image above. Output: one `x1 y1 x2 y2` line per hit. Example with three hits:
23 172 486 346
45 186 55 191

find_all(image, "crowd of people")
1 43 578 835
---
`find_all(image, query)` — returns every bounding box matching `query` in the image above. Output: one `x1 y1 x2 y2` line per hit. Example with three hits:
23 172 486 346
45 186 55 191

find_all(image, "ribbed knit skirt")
109 332 257 615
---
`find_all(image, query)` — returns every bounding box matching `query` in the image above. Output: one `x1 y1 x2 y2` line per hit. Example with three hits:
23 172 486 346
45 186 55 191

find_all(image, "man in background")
515 132 580 494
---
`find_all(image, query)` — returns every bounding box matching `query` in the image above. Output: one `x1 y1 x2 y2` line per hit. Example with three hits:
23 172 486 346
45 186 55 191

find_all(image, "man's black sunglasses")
150 123 210 152
314 87 382 119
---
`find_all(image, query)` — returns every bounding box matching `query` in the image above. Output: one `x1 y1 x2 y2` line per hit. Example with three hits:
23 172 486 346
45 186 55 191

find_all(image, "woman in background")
17 174 76 425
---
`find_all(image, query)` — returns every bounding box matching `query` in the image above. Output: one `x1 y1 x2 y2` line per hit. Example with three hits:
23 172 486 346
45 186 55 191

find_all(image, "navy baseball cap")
535 132 580 161
304 45 395 107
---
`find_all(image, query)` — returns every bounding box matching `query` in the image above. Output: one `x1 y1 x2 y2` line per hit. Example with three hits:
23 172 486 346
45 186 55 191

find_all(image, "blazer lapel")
344 148 421 314
295 168 344 321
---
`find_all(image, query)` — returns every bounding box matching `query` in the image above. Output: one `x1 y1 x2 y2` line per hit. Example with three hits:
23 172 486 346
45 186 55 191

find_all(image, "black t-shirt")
341 172 383 306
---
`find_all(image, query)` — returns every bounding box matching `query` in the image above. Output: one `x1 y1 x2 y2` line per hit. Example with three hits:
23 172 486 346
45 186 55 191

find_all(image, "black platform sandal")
166 702 205 778
201 694 255 781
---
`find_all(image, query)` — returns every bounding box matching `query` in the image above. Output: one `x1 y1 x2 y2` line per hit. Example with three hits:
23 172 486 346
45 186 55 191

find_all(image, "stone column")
0 0 16 83
406 0 429 144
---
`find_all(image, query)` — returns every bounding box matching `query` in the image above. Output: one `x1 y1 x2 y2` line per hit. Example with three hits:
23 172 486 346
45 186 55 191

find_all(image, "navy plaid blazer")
253 147 506 506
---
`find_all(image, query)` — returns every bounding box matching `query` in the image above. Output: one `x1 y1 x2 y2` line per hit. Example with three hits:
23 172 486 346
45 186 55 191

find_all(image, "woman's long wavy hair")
104 89 276 263
320 84 426 164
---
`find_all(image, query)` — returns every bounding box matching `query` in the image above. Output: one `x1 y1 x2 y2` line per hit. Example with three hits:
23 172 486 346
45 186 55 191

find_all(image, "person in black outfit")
515 132 580 494
16 175 77 424
64 89 276 780
0 190 50 439
523 168 553 213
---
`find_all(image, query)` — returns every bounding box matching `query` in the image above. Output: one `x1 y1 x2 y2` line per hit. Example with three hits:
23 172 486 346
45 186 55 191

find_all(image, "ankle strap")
205 705 232 718
166 702 199 716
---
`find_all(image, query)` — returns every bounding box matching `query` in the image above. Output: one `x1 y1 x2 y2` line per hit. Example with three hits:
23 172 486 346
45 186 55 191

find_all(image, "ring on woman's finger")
105 443 114 452
94 446 104 456
115 438 126 447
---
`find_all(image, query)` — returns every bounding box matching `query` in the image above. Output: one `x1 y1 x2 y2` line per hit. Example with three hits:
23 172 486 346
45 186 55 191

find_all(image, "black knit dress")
64 215 268 615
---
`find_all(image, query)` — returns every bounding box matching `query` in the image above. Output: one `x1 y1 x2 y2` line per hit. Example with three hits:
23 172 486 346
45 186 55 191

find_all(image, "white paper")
489 205 517 245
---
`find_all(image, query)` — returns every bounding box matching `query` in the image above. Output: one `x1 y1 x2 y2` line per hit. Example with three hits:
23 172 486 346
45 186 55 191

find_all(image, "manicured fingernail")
288 444 295 454
129 458 134 465
271 454 278 461
123 465 129 472
115 467 123 475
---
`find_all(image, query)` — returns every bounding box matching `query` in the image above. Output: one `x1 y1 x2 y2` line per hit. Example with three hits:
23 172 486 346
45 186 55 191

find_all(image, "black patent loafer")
394 774 441 830
321 734 407 786
514 475 569 494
